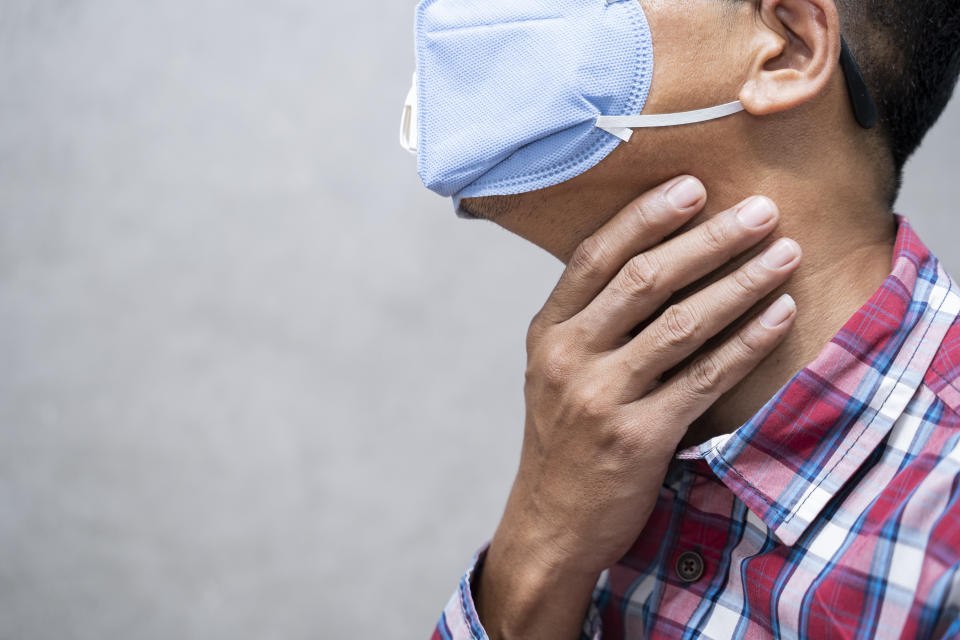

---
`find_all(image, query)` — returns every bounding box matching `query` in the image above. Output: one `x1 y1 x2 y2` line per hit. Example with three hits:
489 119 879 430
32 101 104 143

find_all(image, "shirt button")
675 551 705 583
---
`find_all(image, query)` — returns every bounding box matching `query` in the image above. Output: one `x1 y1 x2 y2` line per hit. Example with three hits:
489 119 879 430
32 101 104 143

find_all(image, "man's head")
454 0 960 251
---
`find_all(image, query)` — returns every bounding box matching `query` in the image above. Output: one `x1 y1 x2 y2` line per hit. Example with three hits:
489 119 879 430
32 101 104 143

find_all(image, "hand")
475 176 802 640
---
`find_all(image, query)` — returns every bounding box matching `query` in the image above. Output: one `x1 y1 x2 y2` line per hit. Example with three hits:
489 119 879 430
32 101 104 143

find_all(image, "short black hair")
835 1 960 196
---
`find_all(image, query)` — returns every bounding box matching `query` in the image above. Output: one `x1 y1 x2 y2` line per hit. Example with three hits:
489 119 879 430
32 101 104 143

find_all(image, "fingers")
642 293 798 436
536 176 706 327
614 237 803 398
573 196 780 346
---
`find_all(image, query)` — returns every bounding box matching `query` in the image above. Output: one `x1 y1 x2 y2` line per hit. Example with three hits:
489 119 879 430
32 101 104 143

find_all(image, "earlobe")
738 0 841 117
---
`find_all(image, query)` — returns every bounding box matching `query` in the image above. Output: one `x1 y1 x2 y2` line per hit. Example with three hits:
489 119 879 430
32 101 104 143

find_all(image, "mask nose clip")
399 73 419 154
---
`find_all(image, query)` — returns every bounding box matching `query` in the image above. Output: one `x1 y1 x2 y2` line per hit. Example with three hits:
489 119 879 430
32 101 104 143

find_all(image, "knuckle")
700 218 730 253
621 254 659 296
571 385 611 422
604 421 643 457
732 265 764 295
626 200 655 233
688 355 723 395
661 304 699 347
734 324 767 357
534 341 574 387
570 235 609 279
579 393 607 422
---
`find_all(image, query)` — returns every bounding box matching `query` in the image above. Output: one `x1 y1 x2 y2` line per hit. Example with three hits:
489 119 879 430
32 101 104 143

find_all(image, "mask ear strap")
400 73 419 154
596 101 745 142
839 37 878 130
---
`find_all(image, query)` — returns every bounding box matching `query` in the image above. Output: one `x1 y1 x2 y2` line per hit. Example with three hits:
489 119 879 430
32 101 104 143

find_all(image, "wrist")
476 514 601 640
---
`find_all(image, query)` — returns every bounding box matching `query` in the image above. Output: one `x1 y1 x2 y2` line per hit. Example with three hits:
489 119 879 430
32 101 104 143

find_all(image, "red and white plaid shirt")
433 216 960 639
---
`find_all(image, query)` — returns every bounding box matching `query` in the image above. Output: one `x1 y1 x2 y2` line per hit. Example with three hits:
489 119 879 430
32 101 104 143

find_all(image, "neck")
673 169 897 449
496 129 899 448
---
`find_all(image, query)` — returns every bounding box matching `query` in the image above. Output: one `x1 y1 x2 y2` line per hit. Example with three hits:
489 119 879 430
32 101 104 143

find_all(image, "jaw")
479 124 743 264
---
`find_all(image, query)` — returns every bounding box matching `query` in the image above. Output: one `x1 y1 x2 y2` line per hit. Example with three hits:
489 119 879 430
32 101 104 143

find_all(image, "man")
402 0 960 637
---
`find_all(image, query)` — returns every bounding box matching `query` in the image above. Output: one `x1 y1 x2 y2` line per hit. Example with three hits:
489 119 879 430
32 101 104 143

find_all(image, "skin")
462 0 899 638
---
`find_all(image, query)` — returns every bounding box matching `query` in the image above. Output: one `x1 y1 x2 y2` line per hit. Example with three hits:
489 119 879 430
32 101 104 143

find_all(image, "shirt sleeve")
431 543 604 640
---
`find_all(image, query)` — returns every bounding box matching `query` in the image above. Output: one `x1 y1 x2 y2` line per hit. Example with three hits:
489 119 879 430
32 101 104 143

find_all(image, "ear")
738 0 841 116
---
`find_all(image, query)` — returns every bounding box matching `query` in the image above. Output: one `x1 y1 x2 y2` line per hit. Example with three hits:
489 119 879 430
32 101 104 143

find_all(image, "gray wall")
0 2 957 639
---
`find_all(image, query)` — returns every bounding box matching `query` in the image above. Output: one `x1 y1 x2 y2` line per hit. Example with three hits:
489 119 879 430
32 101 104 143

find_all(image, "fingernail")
736 196 777 229
760 294 797 329
761 238 802 269
666 177 705 210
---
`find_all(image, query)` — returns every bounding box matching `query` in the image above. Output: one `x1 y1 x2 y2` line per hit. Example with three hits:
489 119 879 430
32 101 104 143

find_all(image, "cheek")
638 0 744 113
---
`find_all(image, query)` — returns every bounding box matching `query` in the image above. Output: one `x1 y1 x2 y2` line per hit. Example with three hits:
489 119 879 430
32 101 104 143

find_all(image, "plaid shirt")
433 216 960 640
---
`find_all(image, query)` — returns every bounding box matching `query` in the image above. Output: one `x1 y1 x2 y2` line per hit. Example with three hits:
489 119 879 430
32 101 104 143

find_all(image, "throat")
676 217 897 453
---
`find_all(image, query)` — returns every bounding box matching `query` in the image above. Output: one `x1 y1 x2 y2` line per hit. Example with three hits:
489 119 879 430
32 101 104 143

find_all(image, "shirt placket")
648 459 738 638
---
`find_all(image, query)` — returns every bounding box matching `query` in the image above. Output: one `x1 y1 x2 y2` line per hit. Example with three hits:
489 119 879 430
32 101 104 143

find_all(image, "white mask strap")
400 73 419 154
596 100 745 142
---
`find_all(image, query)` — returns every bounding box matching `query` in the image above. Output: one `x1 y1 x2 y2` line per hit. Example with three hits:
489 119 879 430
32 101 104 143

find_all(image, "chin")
459 194 524 221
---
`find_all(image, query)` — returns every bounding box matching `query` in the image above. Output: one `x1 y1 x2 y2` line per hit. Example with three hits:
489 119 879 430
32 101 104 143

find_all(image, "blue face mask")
400 0 744 218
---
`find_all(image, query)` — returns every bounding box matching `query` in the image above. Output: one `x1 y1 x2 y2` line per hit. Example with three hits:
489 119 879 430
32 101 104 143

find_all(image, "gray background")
0 2 957 639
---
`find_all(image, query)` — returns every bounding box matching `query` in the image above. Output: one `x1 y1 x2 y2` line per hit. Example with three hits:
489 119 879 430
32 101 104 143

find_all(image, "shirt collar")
678 216 960 546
